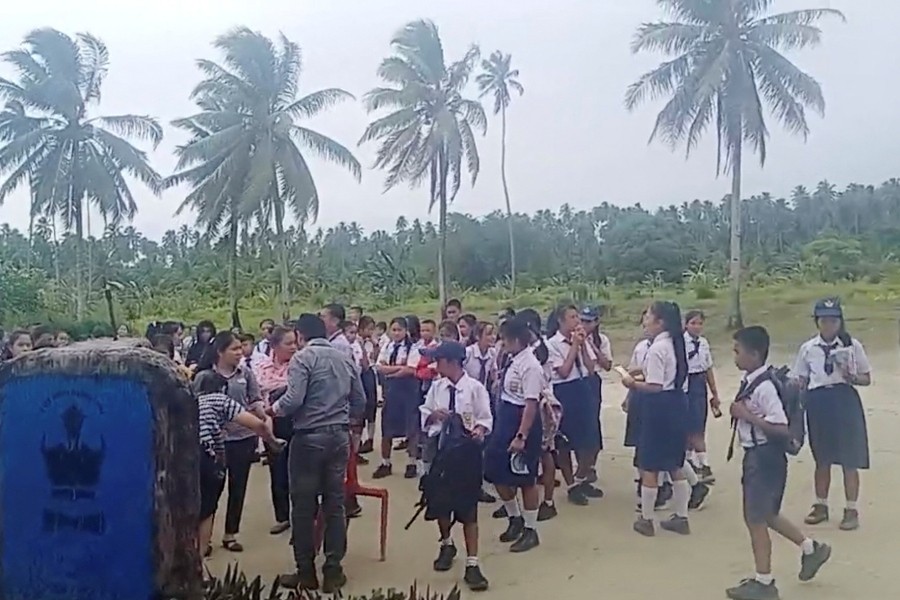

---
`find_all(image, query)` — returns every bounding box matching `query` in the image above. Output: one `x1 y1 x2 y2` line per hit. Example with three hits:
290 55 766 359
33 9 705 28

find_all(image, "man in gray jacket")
269 313 365 593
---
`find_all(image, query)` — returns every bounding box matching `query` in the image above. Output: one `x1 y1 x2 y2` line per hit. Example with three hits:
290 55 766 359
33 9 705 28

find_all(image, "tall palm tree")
167 27 361 324
0 28 162 319
625 0 844 328
360 19 486 306
477 50 524 294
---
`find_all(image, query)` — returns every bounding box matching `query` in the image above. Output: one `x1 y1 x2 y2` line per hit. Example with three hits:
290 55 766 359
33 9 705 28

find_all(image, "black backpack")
727 366 806 461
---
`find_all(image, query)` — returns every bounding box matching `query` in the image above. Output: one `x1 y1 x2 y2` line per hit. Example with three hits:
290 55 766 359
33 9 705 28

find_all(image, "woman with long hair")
186 320 217 368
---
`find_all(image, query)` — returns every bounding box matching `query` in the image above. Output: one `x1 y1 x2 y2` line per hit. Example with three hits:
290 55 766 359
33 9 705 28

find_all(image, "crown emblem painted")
41 404 106 501
824 300 835 308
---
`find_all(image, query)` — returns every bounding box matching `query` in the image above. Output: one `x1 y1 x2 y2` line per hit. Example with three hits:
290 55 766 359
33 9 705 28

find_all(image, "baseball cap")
813 297 843 319
422 341 467 362
580 306 599 321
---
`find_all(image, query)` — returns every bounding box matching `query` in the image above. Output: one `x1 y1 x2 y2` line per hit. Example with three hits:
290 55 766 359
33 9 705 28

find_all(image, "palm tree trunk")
27 207 34 269
86 205 93 311
74 198 85 321
436 153 449 307
727 137 744 330
228 214 241 330
275 202 291 322
500 106 516 295
51 214 60 283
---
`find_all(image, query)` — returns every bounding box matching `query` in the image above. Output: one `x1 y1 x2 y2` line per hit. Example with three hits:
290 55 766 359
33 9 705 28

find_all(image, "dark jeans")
224 436 258 535
270 417 293 523
289 427 350 574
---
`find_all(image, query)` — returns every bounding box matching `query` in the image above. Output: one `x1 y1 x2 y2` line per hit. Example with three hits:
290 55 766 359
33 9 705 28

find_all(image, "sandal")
222 539 244 552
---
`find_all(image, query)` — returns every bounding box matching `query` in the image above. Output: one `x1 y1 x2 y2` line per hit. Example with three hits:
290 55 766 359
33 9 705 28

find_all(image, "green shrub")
694 285 716 300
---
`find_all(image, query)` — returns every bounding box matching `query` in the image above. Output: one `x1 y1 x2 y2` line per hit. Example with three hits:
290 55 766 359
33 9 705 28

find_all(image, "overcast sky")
0 0 896 240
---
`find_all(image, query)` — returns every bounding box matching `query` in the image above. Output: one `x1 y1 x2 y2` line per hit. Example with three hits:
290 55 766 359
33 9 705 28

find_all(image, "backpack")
727 366 806 461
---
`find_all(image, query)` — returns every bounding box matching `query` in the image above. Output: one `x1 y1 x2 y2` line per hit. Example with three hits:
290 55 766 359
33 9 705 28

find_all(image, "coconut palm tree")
625 0 844 328
360 19 486 306
0 28 162 319
167 27 361 325
477 50 524 294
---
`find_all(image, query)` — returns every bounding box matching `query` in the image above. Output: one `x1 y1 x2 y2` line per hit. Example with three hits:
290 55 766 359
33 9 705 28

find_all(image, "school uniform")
547 333 600 452
736 365 790 524
624 339 652 450
684 332 714 435
793 335 871 469
484 348 544 488
464 345 498 389
378 340 421 440
587 332 612 447
637 332 689 473
360 339 379 426
420 374 494 523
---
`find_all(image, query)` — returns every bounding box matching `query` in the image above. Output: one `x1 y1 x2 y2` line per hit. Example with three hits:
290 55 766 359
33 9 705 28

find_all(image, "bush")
694 285 716 300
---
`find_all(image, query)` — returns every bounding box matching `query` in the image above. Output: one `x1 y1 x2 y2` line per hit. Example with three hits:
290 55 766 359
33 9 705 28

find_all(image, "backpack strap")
726 367 776 462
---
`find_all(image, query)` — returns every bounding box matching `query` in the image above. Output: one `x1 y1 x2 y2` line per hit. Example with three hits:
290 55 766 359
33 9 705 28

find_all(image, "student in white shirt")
683 310 722 483
419 341 492 591
793 298 871 531
357 317 380 455
464 322 498 389
727 326 832 600
580 306 612 491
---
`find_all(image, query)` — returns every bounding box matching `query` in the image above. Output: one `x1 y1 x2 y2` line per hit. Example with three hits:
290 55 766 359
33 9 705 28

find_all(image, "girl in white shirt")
683 310 721 483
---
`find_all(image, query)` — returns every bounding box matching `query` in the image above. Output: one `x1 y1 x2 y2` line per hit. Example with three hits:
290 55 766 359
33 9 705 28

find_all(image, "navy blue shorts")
742 444 788 524
485 401 542 488
637 389 688 473
686 372 708 435
556 378 601 452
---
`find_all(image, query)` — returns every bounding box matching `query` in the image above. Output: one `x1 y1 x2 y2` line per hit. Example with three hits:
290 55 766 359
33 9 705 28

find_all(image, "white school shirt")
500 348 545 406
592 332 613 364
464 344 498 386
420 374 494 435
547 332 596 384
350 339 365 370
684 332 713 374
793 335 872 390
362 339 377 371
643 331 682 391
377 340 421 368
628 338 653 371
737 365 788 448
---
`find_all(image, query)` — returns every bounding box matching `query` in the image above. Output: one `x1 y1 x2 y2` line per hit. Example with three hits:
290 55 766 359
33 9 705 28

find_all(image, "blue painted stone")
0 374 154 600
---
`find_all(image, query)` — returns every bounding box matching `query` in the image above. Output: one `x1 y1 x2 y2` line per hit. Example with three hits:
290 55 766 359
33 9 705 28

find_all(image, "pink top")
253 354 292 405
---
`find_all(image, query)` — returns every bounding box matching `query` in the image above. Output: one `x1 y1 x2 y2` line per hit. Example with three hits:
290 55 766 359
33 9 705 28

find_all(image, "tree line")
0 2 846 328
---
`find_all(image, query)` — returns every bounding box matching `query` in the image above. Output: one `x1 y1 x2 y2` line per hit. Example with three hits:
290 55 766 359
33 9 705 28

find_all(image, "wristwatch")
515 432 525 441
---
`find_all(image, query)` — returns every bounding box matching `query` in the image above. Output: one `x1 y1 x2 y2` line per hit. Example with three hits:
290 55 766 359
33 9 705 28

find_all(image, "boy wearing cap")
419 341 493 591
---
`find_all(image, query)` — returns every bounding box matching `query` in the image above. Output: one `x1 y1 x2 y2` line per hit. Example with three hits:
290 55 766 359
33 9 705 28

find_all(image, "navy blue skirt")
381 376 419 439
624 390 643 448
686 372 709 435
589 374 603 449
637 389 688 473
485 401 542 488
556 378 601 451
806 384 870 470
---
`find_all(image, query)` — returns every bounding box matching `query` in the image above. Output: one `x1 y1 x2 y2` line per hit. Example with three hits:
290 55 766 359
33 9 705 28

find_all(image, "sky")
0 0 897 241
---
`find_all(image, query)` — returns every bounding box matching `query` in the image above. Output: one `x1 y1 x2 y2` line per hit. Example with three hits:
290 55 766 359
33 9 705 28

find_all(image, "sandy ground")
208 349 899 599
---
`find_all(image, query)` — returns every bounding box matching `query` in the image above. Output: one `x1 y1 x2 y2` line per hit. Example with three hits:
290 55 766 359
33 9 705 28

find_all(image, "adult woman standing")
186 320 217 368
253 325 299 535
193 331 265 552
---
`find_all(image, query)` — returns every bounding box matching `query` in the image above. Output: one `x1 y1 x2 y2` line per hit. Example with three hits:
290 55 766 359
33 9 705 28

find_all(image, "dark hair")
196 372 229 395
545 309 559 337
296 313 327 341
358 316 375 330
197 331 238 371
322 303 346 322
649 301 688 390
150 334 175 359
554 304 579 334
350 305 364 314
270 325 294 348
1 329 31 360
405 315 421 343
161 321 183 336
459 314 477 344
32 324 58 346
814 316 852 347
341 320 357 332
474 321 495 342
733 326 770 363
500 315 532 347
684 310 705 325
375 321 387 331
196 320 217 338
389 317 413 351
446 298 462 310
421 319 437 328
509 310 548 365
238 333 255 344
439 319 460 341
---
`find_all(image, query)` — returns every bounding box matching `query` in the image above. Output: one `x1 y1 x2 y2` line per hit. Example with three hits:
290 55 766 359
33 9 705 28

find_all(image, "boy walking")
727 326 832 600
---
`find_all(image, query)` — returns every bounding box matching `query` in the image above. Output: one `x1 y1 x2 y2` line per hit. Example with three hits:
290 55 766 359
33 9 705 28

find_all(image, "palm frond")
91 128 163 193
625 53 693 110
459 99 487 135
92 115 163 149
290 126 362 181
752 8 846 27
630 22 706 55
285 88 354 119
76 33 109 103
357 107 420 144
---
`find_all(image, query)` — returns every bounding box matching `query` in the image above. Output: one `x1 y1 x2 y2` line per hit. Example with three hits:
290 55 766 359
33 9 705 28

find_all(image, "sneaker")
278 571 319 591
698 465 716 484
660 515 691 535
537 502 558 522
804 503 829 525
689 483 710 510
372 464 392 479
657 482 673 508
270 521 290 535
499 517 525 543
359 439 374 454
404 464 418 479
580 483 604 498
726 578 780 600
321 569 347 594
433 544 457 572
799 541 832 581
839 508 859 531
510 528 540 553
492 505 508 519
633 518 655 537
394 439 409 451
356 453 369 465
567 486 589 506
464 565 490 591
479 490 497 503
584 468 598 484
346 502 363 519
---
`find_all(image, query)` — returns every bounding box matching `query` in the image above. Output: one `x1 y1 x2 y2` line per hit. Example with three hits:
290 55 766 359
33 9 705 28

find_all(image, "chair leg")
379 492 388 561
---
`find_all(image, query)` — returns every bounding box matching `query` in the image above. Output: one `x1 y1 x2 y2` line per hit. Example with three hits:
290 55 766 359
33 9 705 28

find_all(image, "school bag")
539 385 565 451
727 366 805 461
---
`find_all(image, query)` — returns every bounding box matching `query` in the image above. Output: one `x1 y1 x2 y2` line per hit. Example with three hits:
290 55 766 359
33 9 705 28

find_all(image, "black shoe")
346 503 363 519
321 569 347 594
804 503 829 525
433 544 457 572
660 515 691 535
840 508 860 531
356 453 369 465
537 502 557 522
657 482 673 508
689 482 710 510
499 517 525 543
580 483 604 498
726 578 780 600
404 464 418 479
479 490 497 503
567 486 589 506
372 464 392 479
492 506 508 519
698 465 715 484
510 528 540 553
394 439 409 451
359 439 374 454
799 542 832 582
270 521 290 535
584 468 598 484
464 565 490 591
278 571 319 591
633 518 655 537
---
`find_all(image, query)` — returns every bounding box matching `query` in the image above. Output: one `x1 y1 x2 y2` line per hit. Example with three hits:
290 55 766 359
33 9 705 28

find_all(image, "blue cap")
422 341 467 362
580 306 599 321
813 297 843 318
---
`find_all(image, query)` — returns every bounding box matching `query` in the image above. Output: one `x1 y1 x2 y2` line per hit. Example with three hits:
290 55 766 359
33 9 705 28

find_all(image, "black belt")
293 424 350 434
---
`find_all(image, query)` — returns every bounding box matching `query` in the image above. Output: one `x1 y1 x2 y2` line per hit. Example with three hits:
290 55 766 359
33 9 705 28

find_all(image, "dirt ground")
208 347 899 599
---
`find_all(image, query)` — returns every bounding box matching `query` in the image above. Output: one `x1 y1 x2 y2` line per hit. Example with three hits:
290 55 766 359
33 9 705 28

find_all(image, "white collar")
652 331 671 343
743 364 769 384
813 334 842 348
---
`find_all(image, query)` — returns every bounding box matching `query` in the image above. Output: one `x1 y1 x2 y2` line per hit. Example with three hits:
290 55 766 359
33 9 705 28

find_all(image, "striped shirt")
198 392 245 458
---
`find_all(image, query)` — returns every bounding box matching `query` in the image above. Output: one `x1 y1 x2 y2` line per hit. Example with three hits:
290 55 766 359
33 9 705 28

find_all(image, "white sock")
503 499 521 518
381 458 392 467
440 537 453 547
465 556 478 567
846 500 858 510
816 497 828 506
672 480 691 518
522 509 538 530
482 481 496 495
755 573 774 586
697 451 709 467
543 499 554 507
800 538 815 555
682 462 699 486
640 486 658 521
